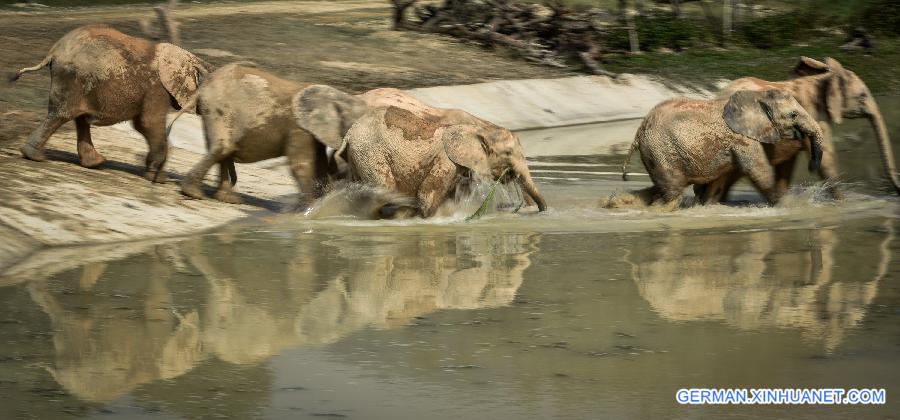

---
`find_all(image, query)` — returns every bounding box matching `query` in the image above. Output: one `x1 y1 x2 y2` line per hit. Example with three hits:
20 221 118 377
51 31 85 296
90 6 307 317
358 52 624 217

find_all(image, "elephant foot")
214 189 243 205
20 144 47 162
290 197 312 213
145 169 169 184
180 181 206 200
828 186 844 201
79 151 106 169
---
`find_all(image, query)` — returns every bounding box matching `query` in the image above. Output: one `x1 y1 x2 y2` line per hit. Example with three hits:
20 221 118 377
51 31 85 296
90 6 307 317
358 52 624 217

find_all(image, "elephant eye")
788 111 799 120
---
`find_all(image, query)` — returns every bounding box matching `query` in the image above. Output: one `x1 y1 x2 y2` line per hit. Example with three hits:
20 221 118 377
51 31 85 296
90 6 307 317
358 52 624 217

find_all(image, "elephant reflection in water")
25 231 538 401
628 221 893 352
25 244 204 403
192 232 539 363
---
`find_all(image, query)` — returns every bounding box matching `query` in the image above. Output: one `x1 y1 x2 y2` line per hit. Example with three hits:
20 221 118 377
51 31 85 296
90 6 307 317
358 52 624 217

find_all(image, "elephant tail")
621 140 638 181
165 93 200 137
9 56 51 83
224 158 237 186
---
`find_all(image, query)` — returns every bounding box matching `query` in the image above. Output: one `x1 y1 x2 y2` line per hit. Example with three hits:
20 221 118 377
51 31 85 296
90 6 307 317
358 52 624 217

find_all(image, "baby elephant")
618 89 824 208
12 25 210 182
341 106 547 217
179 64 367 208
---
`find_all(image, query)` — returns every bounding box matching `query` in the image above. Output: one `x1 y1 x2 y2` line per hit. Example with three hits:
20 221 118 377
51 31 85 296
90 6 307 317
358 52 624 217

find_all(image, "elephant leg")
647 171 684 210
21 114 69 162
74 116 106 168
654 187 683 211
182 130 234 201
695 171 741 205
773 156 798 199
815 124 842 200
285 130 327 210
133 111 169 183
736 147 779 205
417 160 457 218
213 158 242 205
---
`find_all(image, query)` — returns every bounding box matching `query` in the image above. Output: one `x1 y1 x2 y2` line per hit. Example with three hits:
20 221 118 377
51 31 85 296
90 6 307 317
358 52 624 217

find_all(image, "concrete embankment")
408 74 711 131
0 74 709 271
408 74 712 156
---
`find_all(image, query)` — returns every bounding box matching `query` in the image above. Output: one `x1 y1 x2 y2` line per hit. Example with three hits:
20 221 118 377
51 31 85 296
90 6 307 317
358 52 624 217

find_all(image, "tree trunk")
634 0 645 16
390 0 416 30
619 0 640 53
722 0 733 43
699 0 724 46
671 0 682 18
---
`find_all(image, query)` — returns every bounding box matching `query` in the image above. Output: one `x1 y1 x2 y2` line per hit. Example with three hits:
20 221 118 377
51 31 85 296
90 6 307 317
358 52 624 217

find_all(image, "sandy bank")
0 122 297 271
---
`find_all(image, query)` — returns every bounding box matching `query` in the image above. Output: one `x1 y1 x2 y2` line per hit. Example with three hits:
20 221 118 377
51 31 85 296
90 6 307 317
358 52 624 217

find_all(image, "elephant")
179 63 368 207
695 57 899 202
11 25 211 182
304 181 419 220
616 89 825 208
340 105 548 218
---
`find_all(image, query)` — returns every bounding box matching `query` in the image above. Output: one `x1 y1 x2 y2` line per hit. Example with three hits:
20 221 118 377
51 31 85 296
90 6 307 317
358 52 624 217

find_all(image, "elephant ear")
723 90 784 144
292 85 368 150
824 57 846 124
156 43 210 112
790 56 829 77
442 125 492 178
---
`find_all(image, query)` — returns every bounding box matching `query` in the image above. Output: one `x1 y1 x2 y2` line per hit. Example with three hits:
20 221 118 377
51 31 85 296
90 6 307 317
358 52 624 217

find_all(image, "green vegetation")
595 0 900 94
603 37 900 95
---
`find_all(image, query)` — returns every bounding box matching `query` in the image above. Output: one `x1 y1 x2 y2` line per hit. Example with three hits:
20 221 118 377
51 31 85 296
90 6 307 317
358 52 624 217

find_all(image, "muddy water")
1 100 899 419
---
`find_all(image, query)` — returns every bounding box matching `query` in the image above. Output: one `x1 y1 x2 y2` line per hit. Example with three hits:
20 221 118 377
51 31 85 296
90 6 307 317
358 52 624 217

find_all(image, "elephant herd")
12 25 899 219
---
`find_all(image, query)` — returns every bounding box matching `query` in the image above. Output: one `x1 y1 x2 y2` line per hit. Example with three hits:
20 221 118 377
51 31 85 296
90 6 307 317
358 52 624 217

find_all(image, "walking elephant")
11 25 211 183
696 57 899 201
179 64 367 207
616 89 824 208
340 105 547 217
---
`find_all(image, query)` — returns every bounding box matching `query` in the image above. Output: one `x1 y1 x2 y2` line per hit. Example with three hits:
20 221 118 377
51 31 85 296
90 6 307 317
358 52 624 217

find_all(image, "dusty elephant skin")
11 25 211 183
700 56 900 200
342 102 547 218
180 64 367 208
615 89 824 209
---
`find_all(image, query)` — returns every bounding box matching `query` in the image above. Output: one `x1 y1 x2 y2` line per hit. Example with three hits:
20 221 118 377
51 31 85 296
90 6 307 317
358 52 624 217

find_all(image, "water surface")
0 98 898 419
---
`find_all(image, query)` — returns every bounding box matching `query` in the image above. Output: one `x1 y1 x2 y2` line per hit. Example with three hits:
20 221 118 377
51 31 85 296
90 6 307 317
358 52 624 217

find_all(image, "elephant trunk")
799 121 824 172
513 162 547 212
867 109 900 195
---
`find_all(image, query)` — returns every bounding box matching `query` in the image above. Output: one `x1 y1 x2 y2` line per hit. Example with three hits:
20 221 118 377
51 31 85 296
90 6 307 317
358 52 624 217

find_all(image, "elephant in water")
612 89 824 209
11 25 211 182
696 57 900 200
304 181 419 220
179 64 367 207
339 104 547 218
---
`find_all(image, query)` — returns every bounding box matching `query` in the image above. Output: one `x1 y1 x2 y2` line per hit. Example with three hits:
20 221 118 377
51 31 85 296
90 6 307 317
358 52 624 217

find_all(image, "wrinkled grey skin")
11 25 211 183
180 64 367 208
616 89 824 209
697 56 899 201
341 105 547 218
304 181 419 220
